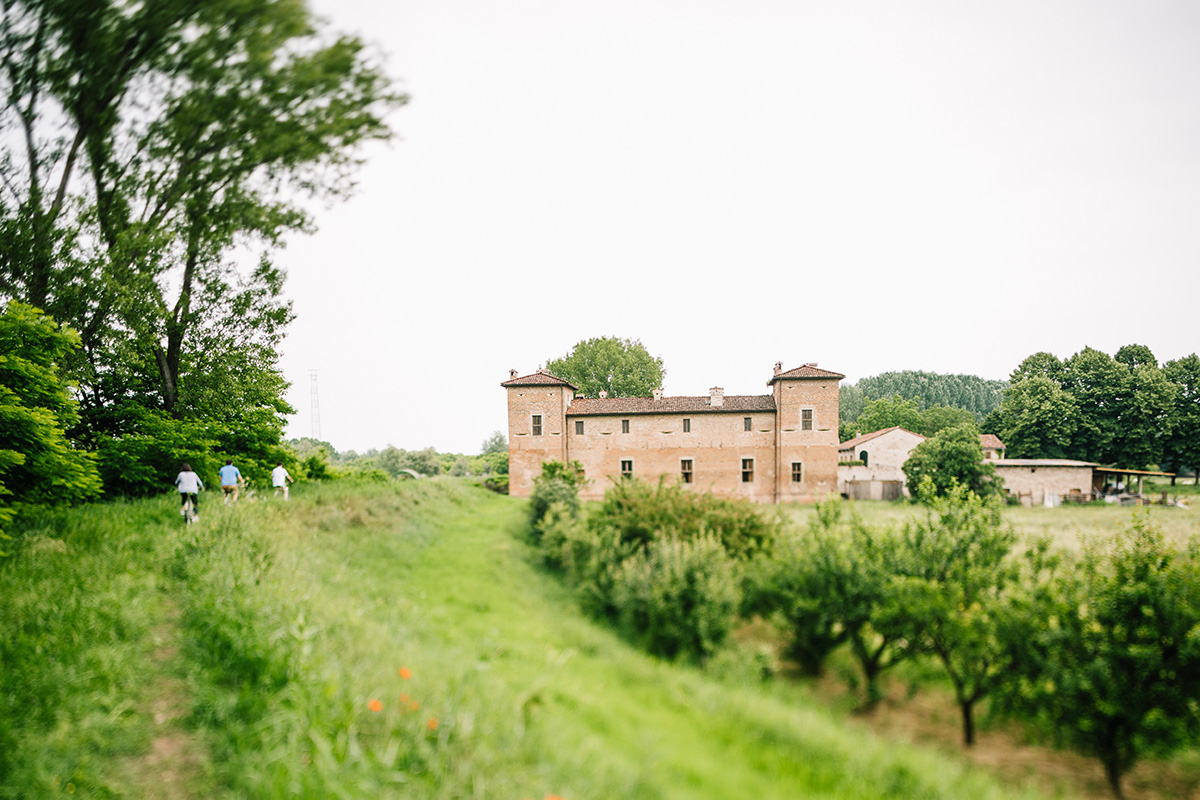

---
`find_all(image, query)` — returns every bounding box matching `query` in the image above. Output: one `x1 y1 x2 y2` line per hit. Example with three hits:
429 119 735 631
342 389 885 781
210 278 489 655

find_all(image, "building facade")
503 362 844 503
836 426 926 500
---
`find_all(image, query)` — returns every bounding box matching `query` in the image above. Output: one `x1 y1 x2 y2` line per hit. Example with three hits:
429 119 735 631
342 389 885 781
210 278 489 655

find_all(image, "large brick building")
502 362 844 503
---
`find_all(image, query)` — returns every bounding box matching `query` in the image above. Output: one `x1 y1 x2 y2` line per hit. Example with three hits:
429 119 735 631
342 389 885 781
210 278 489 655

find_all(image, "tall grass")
4 479 1065 798
0 499 192 798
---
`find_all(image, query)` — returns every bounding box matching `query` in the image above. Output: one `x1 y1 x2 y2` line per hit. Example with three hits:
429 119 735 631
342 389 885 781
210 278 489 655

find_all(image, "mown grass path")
224 479 1052 800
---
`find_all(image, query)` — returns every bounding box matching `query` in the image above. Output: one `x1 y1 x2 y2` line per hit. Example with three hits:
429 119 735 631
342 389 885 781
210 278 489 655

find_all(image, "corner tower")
501 369 576 497
769 362 844 501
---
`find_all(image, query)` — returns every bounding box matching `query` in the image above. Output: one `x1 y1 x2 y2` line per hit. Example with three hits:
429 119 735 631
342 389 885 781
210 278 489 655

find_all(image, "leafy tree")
901 485 1018 745
1009 351 1066 385
903 425 999 500
1163 354 1200 484
999 515 1200 798
1 0 402 459
852 394 924 437
0 302 101 526
480 430 507 455
993 376 1079 458
543 336 664 398
918 405 977 437
855 371 1006 420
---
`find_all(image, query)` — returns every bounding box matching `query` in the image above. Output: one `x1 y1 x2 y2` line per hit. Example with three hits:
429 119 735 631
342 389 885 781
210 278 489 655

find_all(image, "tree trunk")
960 699 975 746
1104 758 1125 800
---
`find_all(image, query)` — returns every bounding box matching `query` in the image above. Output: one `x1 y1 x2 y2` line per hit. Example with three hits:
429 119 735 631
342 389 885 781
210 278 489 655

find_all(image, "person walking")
271 462 294 500
219 459 244 504
175 463 204 520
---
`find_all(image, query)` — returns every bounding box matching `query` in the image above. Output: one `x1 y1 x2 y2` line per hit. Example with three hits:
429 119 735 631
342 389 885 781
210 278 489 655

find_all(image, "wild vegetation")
534 465 1200 799
1 478 1074 800
0 0 403 531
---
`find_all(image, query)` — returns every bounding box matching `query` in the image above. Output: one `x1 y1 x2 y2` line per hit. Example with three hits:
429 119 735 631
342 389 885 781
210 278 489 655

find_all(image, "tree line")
983 345 1200 478
0 0 403 531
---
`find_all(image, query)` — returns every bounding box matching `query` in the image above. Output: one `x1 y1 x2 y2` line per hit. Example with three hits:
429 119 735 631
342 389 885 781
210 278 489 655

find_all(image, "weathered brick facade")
502 363 843 503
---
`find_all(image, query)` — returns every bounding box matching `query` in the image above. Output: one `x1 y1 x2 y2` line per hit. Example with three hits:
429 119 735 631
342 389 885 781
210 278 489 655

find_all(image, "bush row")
528 465 1200 799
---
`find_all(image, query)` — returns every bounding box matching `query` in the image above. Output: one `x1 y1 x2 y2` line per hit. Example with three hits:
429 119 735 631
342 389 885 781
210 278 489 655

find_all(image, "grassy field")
2 479 1196 799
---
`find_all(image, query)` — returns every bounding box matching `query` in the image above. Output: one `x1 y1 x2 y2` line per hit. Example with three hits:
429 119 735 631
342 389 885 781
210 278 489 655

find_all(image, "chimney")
652 387 663 401
509 369 518 380
774 362 782 377
709 387 724 408
598 390 608 399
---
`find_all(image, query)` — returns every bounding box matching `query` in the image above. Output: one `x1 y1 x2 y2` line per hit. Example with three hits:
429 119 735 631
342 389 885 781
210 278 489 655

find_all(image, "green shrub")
612 533 741 661
591 478 781 560
528 460 585 532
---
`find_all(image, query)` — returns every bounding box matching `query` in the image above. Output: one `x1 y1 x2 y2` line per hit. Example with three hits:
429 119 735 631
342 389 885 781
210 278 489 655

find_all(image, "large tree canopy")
544 336 665 398
991 345 1184 470
0 0 403 495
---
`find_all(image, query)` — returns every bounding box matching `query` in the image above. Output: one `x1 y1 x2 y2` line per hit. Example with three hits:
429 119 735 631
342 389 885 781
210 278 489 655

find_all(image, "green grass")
2 479 1068 799
785 495 1200 551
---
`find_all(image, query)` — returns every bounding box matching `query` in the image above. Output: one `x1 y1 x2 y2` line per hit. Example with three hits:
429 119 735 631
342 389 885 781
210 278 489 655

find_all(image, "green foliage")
543 336 665 398
96 408 220 497
529 459 586 537
746 500 857 676
993 376 1079 458
0 303 101 528
854 394 924 435
998 514 1200 798
903 424 999 500
1 0 403 495
612 534 741 661
993 345 1180 470
851 371 1007 421
480 430 507 455
590 478 782 561
901 485 1019 745
1163 354 1200 481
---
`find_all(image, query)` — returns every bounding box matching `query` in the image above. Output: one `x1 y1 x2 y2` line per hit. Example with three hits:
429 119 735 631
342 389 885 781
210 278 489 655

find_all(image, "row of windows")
533 413 815 436
616 458 804 484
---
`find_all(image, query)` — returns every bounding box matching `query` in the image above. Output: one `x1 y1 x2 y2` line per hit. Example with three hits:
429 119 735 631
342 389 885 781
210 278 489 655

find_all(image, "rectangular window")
744 417 752 432
801 409 813 431
741 458 754 482
575 420 584 435
620 459 634 479
531 414 542 436
791 462 803 483
680 459 693 484
622 419 630 434
682 418 691 433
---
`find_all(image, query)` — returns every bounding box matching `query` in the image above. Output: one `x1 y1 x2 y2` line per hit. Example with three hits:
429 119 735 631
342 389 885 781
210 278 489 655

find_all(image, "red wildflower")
368 699 383 713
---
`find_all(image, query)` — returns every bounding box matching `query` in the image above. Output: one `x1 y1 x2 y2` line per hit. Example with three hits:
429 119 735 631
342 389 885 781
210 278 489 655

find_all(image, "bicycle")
182 494 199 525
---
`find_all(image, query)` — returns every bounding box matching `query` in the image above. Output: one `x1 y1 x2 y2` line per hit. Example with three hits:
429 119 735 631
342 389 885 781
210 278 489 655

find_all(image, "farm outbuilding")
837 427 925 500
990 459 1099 506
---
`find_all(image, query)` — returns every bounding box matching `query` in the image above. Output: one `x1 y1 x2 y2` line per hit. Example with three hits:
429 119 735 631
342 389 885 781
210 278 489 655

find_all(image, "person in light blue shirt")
219 459 244 504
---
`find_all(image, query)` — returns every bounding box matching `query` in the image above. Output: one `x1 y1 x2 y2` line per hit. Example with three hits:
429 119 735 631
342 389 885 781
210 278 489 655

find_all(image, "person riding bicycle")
219 459 244 504
271 462 294 500
175 463 203 520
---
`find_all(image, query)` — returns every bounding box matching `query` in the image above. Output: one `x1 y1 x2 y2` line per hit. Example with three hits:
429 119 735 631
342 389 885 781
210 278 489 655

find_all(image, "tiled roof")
979 434 1006 450
567 395 776 416
992 459 1098 468
838 427 925 450
501 369 577 389
769 364 845 383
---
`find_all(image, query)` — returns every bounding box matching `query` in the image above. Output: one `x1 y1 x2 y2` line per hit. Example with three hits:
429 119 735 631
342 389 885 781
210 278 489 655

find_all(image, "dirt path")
114 600 214 798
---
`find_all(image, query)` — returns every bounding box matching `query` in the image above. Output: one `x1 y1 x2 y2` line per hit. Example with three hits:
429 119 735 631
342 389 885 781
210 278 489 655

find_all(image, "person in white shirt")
175 463 204 518
272 462 294 500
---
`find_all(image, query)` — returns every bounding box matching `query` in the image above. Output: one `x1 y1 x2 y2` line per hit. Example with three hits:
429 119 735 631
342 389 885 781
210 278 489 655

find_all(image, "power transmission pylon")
309 370 322 440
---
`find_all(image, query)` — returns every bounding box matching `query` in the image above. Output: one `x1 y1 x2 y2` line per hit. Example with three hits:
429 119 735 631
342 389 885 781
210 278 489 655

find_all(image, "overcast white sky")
277 0 1200 456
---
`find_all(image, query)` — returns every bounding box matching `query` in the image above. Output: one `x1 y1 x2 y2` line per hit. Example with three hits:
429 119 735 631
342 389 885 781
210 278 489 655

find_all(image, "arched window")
859 450 868 467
